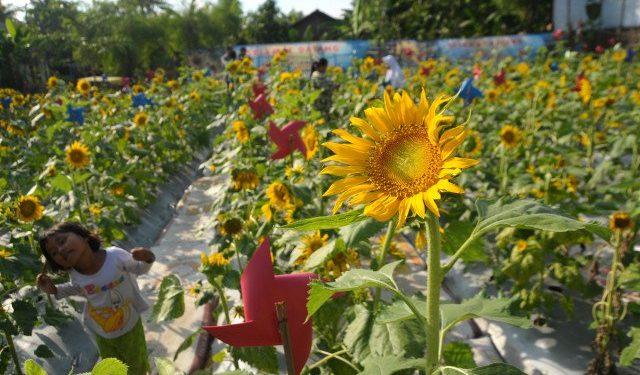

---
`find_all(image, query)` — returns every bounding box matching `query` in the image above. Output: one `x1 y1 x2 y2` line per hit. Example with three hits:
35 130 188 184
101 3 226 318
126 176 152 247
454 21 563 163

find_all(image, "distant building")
291 9 340 41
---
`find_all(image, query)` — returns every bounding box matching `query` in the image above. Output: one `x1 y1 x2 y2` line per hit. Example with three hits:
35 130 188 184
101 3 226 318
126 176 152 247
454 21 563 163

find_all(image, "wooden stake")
275 302 295 375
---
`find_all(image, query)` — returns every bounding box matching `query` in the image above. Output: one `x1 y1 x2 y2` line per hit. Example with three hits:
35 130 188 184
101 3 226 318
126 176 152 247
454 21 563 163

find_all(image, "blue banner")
238 40 371 71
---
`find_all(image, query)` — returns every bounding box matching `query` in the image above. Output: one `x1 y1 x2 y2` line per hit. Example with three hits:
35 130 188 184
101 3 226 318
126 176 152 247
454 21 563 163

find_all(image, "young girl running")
36 222 155 374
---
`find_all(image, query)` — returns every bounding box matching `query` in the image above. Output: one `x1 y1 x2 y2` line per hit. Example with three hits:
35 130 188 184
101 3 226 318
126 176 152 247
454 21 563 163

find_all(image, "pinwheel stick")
276 302 295 375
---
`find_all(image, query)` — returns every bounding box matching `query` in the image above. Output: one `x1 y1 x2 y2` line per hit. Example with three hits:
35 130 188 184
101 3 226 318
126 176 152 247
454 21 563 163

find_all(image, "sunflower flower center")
368 125 442 198
19 201 36 217
69 150 85 164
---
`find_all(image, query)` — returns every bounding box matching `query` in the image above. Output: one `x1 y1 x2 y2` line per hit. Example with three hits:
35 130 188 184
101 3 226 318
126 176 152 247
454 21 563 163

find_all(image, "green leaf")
358 355 423 374
49 175 73 193
441 363 526 375
304 239 344 270
619 264 640 292
376 297 426 324
339 218 386 249
230 346 278 374
151 275 185 322
211 349 227 363
215 371 252 375
12 299 38 335
154 357 176 375
345 305 426 363
91 358 127 375
476 200 611 241
43 305 72 327
34 345 54 359
440 294 531 334
443 221 487 263
23 359 46 375
5 18 16 41
620 327 640 366
307 261 401 318
173 330 200 361
281 209 366 231
443 342 476 368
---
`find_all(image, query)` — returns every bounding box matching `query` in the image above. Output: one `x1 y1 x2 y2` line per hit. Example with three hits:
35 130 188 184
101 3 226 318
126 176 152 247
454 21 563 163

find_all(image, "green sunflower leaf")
281 209 366 231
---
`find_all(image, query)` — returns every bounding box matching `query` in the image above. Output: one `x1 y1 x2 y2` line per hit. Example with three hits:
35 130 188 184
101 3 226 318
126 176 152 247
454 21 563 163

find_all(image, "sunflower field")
1 42 640 375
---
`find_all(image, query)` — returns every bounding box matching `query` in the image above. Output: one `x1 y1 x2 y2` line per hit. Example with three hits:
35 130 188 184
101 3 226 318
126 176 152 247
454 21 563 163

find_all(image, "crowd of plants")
2 40 640 374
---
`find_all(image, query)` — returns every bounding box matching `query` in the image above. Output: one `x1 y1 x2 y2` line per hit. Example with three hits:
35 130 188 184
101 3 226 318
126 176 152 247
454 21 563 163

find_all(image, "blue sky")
4 0 352 19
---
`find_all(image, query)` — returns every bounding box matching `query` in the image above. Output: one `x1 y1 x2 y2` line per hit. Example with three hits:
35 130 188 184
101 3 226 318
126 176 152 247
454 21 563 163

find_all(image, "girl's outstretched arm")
119 247 155 275
37 273 83 298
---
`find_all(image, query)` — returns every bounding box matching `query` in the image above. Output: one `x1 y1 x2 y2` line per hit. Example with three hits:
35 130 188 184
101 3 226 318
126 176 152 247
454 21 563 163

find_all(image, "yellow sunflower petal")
441 157 480 169
350 116 379 140
396 198 412 228
332 129 374 147
324 176 370 197
320 165 366 176
436 179 464 194
364 107 392 133
409 194 426 218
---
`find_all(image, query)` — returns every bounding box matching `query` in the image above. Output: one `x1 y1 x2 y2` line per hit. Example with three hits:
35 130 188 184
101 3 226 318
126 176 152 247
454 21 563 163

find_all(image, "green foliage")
154 357 176 375
620 327 640 367
282 209 366 231
441 363 527 375
307 261 402 318
357 355 423 374
230 346 279 374
23 359 46 375
440 294 532 334
34 345 54 359
151 275 185 322
90 358 128 375
443 342 477 368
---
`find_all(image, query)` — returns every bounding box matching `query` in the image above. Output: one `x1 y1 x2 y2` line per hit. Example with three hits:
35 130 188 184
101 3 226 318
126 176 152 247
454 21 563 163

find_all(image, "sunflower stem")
0 303 23 375
425 212 442 374
499 146 507 195
372 218 396 312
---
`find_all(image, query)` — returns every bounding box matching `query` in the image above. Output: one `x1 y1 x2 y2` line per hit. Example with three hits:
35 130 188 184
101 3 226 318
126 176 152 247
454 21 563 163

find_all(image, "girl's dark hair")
318 57 328 67
39 222 101 272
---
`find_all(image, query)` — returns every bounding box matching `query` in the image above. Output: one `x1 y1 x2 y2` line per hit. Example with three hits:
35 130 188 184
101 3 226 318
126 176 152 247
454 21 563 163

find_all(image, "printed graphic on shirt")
82 274 126 295
87 289 131 333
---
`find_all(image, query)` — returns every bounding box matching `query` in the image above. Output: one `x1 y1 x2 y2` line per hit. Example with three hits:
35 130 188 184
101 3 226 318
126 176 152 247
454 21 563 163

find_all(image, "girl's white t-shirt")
56 247 152 339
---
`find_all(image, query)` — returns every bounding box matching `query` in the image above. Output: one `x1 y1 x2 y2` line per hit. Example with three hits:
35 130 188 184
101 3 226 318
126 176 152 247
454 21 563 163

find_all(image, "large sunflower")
76 79 90 95
65 141 91 169
15 195 44 222
321 89 478 227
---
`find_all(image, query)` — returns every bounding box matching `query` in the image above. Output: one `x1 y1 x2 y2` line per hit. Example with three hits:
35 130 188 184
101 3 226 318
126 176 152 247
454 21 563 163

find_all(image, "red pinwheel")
493 70 506 86
252 81 267 97
269 120 307 160
249 93 273 120
203 239 317 375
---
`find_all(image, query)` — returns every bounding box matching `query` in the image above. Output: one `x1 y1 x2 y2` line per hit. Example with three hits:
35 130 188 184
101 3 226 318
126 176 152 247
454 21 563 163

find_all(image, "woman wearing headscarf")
382 55 406 89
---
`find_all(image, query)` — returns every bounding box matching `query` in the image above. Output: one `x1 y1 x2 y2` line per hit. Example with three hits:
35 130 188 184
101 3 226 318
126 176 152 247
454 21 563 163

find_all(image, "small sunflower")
322 89 479 226
266 182 292 210
294 231 329 266
208 252 230 267
133 112 149 127
578 78 592 104
231 121 249 143
609 212 632 231
0 248 12 259
231 170 259 190
261 203 273 222
325 249 359 277
499 125 522 149
302 124 319 159
76 79 90 95
65 141 91 169
47 76 58 89
132 84 145 94
192 70 204 81
612 49 627 63
189 91 201 102
219 217 243 237
516 240 528 252
463 130 482 156
15 195 44 222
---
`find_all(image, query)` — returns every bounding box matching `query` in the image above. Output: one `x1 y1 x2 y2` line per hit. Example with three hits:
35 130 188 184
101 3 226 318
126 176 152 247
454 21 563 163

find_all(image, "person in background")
382 55 406 89
310 57 337 120
221 46 237 66
238 47 247 60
